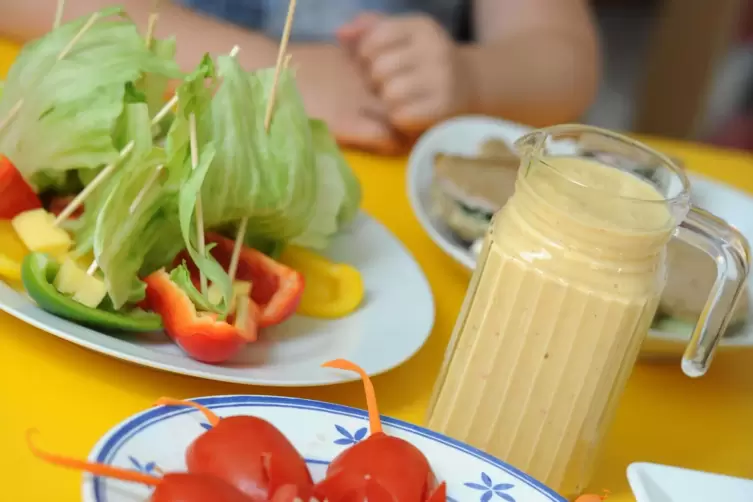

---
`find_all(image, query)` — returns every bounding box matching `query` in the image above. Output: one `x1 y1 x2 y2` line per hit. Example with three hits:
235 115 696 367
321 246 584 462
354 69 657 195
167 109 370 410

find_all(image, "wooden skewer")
56 94 178 227
228 1 296 284
144 0 161 49
188 112 208 295
86 260 98 276
88 44 240 278
189 44 242 292
128 44 241 221
128 164 164 215
81 95 176 276
263 0 297 131
226 57 292 282
0 10 102 135
54 0 66 29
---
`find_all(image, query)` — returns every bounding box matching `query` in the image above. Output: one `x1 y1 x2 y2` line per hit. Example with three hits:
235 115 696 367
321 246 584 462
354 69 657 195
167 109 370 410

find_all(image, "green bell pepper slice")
21 253 163 332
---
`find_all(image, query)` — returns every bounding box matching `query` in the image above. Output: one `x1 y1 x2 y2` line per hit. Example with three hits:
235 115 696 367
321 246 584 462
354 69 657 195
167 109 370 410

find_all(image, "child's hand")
289 44 406 155
338 13 472 134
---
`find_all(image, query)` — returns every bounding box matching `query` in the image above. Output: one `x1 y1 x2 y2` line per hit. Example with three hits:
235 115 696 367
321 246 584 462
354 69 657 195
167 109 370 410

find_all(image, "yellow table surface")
2 38 753 501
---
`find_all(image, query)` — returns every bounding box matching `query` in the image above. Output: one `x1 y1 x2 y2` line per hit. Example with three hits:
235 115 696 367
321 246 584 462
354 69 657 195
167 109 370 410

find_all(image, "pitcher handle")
676 206 750 377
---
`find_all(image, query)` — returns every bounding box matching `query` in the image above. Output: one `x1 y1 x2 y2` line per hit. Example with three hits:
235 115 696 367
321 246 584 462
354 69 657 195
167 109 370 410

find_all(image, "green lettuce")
0 7 180 186
139 37 178 118
91 102 169 307
168 57 232 314
291 119 362 249
200 57 317 239
177 142 232 314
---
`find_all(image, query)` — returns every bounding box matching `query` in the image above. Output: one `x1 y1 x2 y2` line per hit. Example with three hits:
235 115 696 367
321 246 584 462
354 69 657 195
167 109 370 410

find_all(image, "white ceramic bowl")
83 395 566 502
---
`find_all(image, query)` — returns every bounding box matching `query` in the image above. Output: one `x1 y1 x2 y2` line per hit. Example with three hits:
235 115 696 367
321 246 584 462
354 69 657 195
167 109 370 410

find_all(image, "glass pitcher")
425 125 750 499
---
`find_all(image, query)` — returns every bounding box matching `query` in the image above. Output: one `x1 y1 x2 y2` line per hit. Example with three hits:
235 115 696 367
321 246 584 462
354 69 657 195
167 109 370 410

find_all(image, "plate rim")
86 394 567 502
626 461 753 502
406 115 753 348
0 212 436 387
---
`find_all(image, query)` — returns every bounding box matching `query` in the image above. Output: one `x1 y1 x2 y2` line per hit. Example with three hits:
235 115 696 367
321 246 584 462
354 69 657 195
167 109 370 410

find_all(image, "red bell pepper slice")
0 156 42 219
144 269 257 364
176 233 304 328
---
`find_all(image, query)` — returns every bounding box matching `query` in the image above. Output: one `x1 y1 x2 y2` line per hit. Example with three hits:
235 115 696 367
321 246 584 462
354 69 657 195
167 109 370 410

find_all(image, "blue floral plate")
84 395 565 502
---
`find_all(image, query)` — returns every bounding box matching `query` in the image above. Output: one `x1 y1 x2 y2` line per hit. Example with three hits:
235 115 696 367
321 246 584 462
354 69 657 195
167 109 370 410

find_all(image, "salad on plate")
0 4 365 365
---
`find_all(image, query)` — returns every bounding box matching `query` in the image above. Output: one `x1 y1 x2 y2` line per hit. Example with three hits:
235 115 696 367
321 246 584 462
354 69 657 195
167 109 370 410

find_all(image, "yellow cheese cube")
233 280 252 297
207 280 252 312
53 258 107 308
11 209 72 257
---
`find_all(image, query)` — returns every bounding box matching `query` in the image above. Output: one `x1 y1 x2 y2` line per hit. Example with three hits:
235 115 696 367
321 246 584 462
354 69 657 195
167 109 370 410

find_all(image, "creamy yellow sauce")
426 156 674 498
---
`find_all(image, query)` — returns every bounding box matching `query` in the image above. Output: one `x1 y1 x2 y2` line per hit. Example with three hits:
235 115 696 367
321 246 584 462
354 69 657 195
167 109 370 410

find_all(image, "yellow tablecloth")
2 38 753 501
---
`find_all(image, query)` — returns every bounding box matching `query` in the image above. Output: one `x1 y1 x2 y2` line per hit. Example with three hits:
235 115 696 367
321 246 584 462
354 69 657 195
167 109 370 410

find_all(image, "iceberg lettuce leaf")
200 57 317 239
0 7 180 184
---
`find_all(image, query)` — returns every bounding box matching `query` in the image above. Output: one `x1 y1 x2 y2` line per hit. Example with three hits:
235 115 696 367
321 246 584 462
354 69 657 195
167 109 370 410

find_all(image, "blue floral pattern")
333 424 368 445
465 473 516 502
127 428 518 502
128 456 159 475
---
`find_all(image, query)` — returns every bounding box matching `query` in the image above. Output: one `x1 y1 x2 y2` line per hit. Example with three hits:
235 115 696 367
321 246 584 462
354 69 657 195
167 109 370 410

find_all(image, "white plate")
82 394 565 502
406 115 753 354
0 213 435 386
627 462 753 502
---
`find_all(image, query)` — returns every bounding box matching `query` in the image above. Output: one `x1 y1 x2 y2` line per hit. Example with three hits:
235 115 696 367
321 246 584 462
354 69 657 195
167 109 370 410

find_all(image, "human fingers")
356 17 413 64
379 71 429 110
337 12 384 43
368 46 419 85
389 97 441 134
335 118 404 155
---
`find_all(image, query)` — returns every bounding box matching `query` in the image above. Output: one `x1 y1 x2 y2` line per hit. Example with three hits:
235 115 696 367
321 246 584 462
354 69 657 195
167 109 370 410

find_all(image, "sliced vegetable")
177 233 304 328
0 156 42 219
53 257 107 308
279 246 363 319
0 220 29 264
0 253 22 282
21 253 162 332
12 208 72 257
143 269 251 363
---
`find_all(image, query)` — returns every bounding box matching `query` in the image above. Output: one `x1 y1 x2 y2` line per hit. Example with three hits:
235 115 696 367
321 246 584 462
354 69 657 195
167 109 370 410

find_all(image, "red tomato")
0 156 41 219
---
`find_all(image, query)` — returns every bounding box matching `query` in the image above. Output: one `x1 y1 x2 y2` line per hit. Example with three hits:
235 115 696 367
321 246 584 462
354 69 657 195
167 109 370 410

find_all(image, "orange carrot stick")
574 494 609 502
27 430 161 486
322 359 382 435
154 397 221 427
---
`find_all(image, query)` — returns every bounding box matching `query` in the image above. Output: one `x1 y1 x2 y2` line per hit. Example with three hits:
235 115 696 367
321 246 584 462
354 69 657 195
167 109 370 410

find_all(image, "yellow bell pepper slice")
279 245 364 319
0 220 28 282
0 253 21 281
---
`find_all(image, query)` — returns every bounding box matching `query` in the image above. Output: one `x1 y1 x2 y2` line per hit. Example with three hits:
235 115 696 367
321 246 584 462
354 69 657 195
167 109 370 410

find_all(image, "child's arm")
0 0 279 71
463 0 600 126
0 0 402 152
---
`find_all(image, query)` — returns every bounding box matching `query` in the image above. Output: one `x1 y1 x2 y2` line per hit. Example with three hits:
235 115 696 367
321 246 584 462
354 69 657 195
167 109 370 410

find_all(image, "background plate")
406 115 753 355
627 462 753 502
84 394 566 502
0 213 435 386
